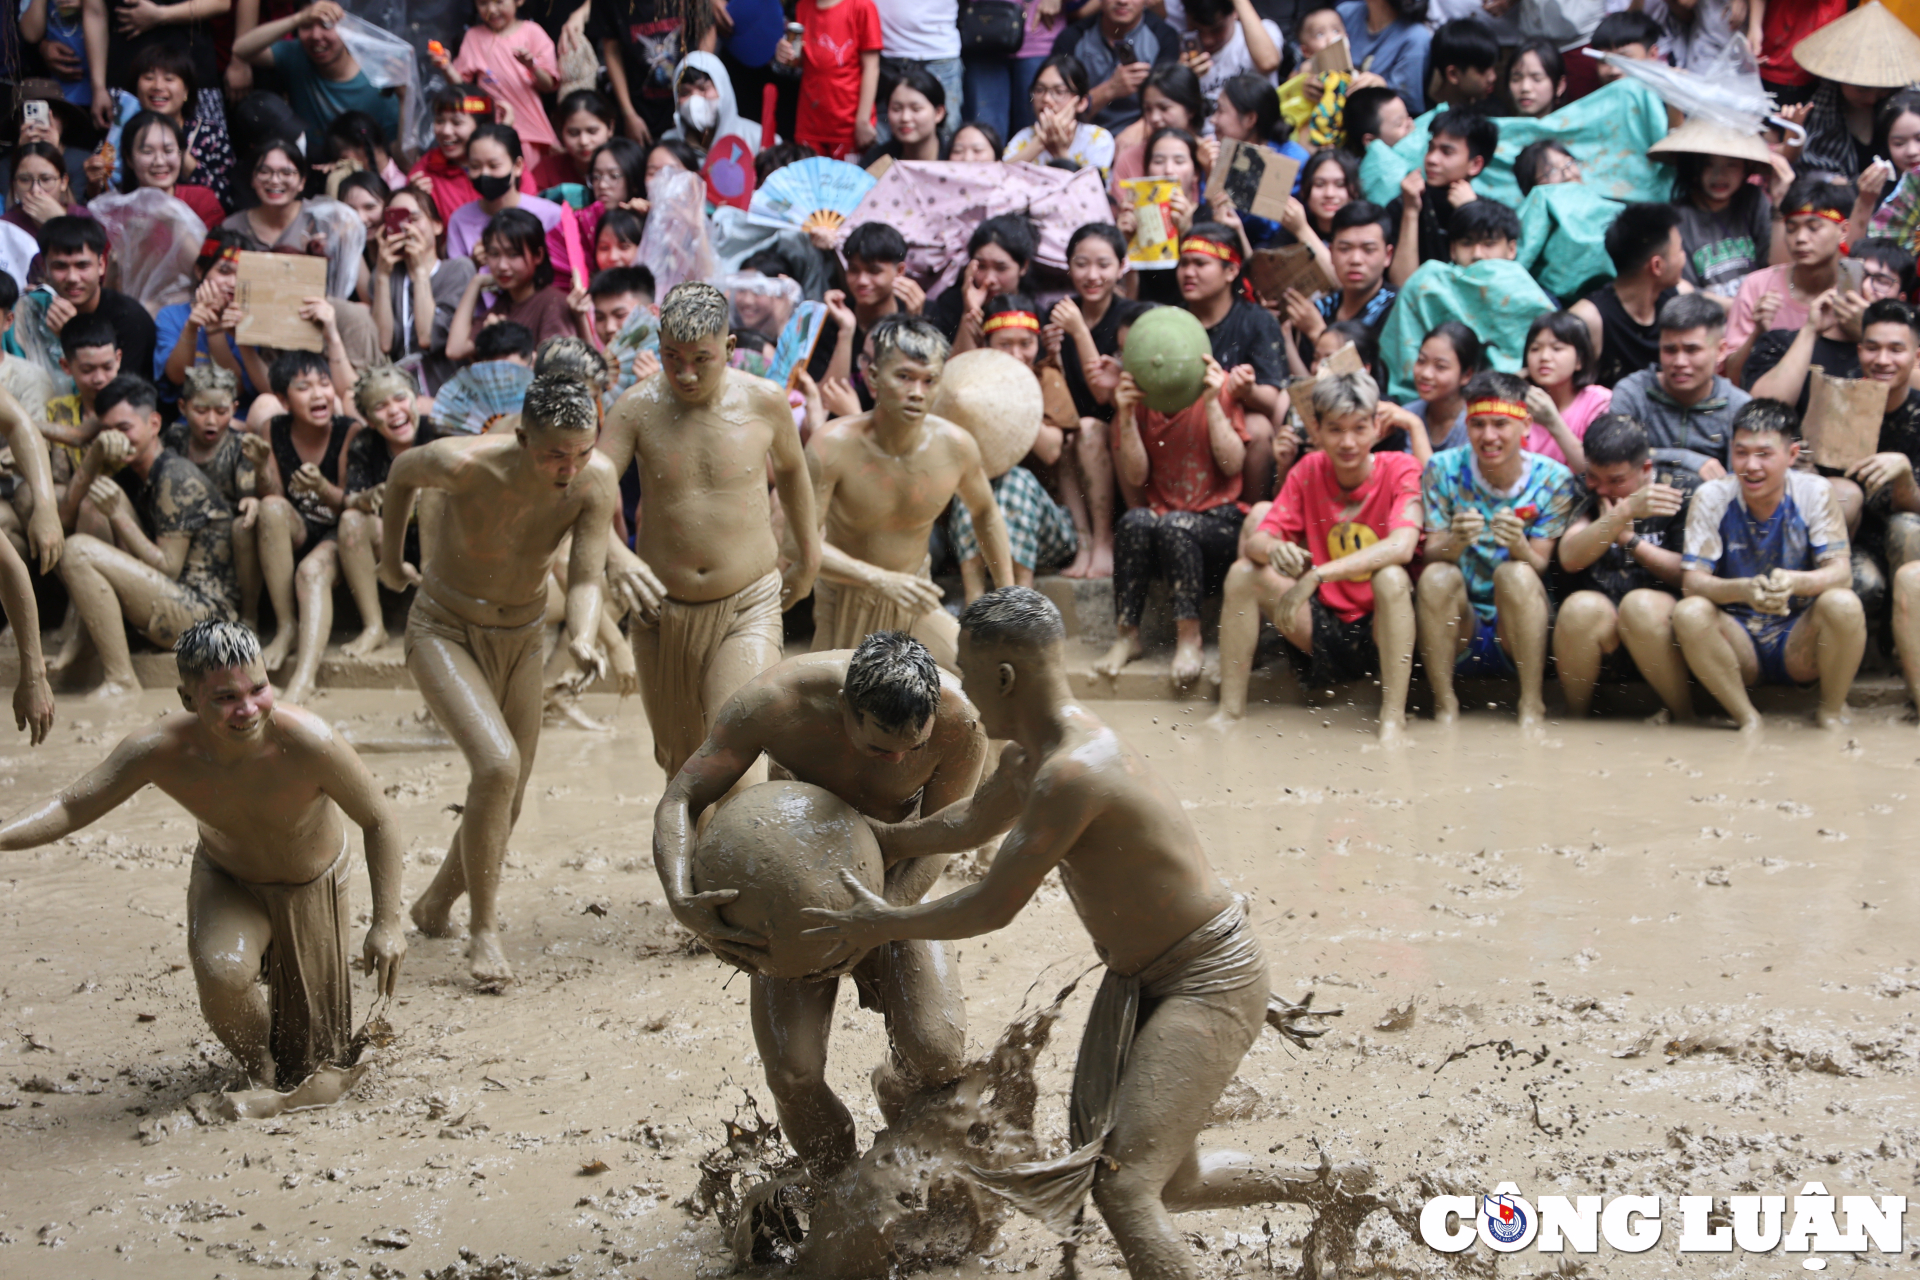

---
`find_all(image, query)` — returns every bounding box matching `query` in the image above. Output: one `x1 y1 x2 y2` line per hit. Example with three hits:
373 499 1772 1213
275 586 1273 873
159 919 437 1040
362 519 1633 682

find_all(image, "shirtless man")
0 620 404 1088
654 633 985 1180
807 315 1013 670
0 380 63 575
805 588 1297 1280
380 373 616 985
597 282 820 780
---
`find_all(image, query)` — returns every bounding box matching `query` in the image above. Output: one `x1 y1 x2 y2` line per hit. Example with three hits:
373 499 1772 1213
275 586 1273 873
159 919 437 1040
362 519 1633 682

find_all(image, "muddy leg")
1211 559 1285 723
1828 476 1864 538
1895 561 1920 716
56 533 209 696
254 497 305 672
750 972 857 1181
1493 561 1550 734
233 518 263 631
187 855 276 1087
1371 564 1415 743
1783 588 1864 729
282 542 339 704
1617 589 1693 721
1414 561 1471 724
870 939 967 1124
336 510 388 658
1550 590 1618 719
1672 596 1763 735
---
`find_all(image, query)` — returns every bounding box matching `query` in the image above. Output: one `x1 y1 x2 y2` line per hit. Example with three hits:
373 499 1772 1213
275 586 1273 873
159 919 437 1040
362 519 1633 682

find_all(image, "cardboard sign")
1118 178 1182 269
1210 138 1300 224
866 155 895 180
1803 367 1886 470
1322 341 1364 375
234 251 328 352
1246 245 1336 302
1309 35 1354 76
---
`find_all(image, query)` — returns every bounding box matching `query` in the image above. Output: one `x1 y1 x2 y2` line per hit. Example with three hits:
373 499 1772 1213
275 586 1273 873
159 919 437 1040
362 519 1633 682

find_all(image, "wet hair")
1068 221 1128 261
351 363 417 418
1590 10 1662 51
40 215 110 260
533 334 612 393
1582 413 1651 467
589 264 654 301
117 111 189 194
959 585 1065 648
269 350 332 397
1219 74 1289 146
175 619 262 684
1431 17 1499 75
1342 87 1406 156
844 221 909 265
520 372 601 435
195 226 249 275
1657 290 1727 335
597 206 646 247
1328 198 1394 245
1448 199 1520 244
474 321 535 361
325 110 391 166
1852 237 1918 297
1524 310 1597 390
483 207 555 291
468 122 524 165
59 313 119 360
884 62 948 113
1310 369 1380 422
754 139 817 184
590 137 649 204
1862 297 1920 340
130 41 199 100
1514 139 1574 197
183 362 241 404
1031 53 1090 102
1422 320 1484 376
1462 368 1529 411
648 138 701 177
1731 397 1801 443
335 169 391 212
845 632 942 731
95 374 159 418
1429 109 1498 165
1604 202 1684 276
968 214 1037 269
1144 126 1202 175
555 87 615 130
1507 39 1567 113
870 314 949 369
1141 62 1208 130
946 122 1003 160
247 137 311 189
1782 171 1857 219
660 281 731 344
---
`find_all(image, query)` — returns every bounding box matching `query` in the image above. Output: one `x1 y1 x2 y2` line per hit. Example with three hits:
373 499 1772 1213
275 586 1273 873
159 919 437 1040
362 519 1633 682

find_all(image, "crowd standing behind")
5 0 1920 743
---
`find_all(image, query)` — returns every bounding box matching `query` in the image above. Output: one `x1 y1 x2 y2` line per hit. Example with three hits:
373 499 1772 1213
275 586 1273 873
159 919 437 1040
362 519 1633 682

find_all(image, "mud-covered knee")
763 1055 831 1099
193 950 261 999
1372 564 1412 599
1816 588 1864 626
470 747 523 794
1670 596 1720 639
1092 1164 1159 1218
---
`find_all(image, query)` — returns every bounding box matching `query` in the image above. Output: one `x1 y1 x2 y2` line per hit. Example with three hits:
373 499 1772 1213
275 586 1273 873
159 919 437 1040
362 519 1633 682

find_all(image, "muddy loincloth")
633 569 784 778
970 897 1268 1234
196 838 352 1085
404 589 547 703
811 558 954 666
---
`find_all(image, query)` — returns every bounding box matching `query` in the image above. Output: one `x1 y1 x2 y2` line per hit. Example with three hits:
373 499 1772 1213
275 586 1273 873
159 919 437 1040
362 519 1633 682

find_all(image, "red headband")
1466 398 1530 423
459 95 492 115
1788 206 1847 229
199 237 240 264
983 311 1039 333
1181 238 1241 270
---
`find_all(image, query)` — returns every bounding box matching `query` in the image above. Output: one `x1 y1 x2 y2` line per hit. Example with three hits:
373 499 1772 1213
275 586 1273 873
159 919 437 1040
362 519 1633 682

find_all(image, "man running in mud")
597 282 820 781
804 587 1302 1280
806 315 1013 670
0 620 404 1089
653 632 986 1180
380 374 617 986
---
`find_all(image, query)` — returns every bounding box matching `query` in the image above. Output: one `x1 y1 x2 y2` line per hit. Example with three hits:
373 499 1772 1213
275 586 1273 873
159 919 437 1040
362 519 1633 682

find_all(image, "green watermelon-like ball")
1123 306 1212 414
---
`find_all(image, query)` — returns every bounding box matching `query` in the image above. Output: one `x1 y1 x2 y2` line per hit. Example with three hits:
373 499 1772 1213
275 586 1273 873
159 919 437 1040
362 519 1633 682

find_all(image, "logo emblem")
1485 1192 1529 1245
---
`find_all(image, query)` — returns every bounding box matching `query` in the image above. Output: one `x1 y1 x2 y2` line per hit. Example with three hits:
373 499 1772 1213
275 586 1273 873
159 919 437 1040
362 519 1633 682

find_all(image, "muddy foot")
1432 694 1460 725
1170 638 1204 689
410 891 460 939
1203 710 1242 734
545 692 614 732
468 929 514 987
1085 545 1113 579
1093 634 1142 680
1814 705 1849 730
341 625 387 659
1377 716 1408 748
259 633 294 674
88 677 140 700
1060 548 1093 579
1518 699 1547 739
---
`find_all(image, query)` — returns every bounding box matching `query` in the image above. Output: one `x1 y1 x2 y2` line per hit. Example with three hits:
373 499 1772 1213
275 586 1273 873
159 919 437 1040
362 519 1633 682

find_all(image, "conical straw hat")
1792 1 1920 89
928 348 1043 478
1648 116 1775 165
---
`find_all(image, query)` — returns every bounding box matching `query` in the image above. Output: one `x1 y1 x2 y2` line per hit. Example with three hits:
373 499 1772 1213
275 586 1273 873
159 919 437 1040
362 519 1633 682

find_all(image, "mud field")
1 689 1915 1278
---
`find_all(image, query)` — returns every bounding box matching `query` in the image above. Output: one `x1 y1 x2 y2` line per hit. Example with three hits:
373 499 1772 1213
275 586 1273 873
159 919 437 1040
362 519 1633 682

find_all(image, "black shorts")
1286 596 1379 690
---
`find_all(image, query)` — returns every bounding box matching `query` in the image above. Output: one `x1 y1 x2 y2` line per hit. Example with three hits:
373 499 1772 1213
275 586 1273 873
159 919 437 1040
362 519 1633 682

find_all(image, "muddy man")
654 633 986 1180
380 374 617 986
806 315 1013 670
0 621 405 1088
805 588 1307 1280
596 282 820 782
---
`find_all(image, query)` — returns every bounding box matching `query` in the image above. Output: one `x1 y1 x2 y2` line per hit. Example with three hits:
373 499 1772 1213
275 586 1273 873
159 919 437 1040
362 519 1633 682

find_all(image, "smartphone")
384 206 413 236
1837 257 1867 295
23 100 50 131
1182 32 1200 55
1115 38 1138 65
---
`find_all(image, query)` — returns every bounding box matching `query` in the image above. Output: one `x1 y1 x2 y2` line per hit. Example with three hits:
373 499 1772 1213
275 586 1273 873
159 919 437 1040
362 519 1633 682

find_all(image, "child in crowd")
409 88 526 223
432 0 559 166
1341 86 1414 157
163 363 271 627
1426 17 1498 113
1278 6 1355 146
778 0 882 161
431 321 536 437
1588 9 1666 85
1392 109 1497 284
1523 310 1611 468
1506 39 1567 118
1659 131 1790 302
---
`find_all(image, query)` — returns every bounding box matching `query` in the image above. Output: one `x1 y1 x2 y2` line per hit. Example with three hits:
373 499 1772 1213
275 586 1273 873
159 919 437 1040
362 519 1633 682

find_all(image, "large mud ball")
927 348 1043 478
1123 305 1212 413
691 780 886 979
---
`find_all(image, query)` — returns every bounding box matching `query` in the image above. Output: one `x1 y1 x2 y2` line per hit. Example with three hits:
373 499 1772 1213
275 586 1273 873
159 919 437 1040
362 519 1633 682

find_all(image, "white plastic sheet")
338 11 431 158
86 188 207 316
639 168 719 298
1595 35 1775 134
299 196 370 301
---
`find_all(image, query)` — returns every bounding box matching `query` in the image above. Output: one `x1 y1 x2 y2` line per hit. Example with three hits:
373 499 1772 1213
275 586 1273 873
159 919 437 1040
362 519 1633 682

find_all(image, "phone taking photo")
384 206 413 236
24 100 51 131
1114 38 1138 65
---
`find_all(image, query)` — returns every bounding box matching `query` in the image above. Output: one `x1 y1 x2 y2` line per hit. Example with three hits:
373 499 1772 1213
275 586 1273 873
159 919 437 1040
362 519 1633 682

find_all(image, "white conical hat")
1647 116 1775 165
1792 1 1920 89
928 348 1043 478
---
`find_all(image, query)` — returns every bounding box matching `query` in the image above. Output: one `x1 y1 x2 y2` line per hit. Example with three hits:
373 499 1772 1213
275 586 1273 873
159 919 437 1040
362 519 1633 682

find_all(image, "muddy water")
0 691 1915 1278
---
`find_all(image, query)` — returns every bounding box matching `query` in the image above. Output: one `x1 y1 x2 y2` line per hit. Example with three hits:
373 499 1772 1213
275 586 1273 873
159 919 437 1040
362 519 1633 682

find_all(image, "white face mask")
680 94 718 134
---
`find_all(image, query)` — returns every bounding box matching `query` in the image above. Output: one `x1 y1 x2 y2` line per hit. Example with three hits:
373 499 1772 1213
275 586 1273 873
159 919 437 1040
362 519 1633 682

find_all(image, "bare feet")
410 888 460 939
1378 716 1408 747
544 690 614 732
341 624 388 658
1085 542 1114 578
1518 697 1547 739
1736 711 1765 739
88 676 139 700
1170 635 1204 689
260 629 295 674
1093 632 1142 680
1432 692 1460 725
1203 709 1242 735
1814 705 1848 730
467 928 514 986
1061 545 1094 579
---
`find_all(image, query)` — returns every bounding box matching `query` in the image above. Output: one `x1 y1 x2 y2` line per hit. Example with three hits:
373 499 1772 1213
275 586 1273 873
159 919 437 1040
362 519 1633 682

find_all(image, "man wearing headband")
1723 173 1859 385
1417 369 1579 734
1177 223 1288 501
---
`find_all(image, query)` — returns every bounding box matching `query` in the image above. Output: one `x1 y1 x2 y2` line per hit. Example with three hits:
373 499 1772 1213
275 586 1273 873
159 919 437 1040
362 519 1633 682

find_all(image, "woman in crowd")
861 67 948 167
947 122 1003 162
334 170 392 302
1655 125 1789 301
410 88 521 222
1505 39 1566 118
371 187 475 394
938 215 1037 352
595 207 646 270
157 228 253 405
1109 64 1214 192
1522 311 1609 468
115 112 225 230
1400 320 1481 457
1513 139 1581 196
446 124 568 264
1006 55 1116 174
571 138 650 250
644 140 701 189
1861 90 1920 246
128 43 233 208
4 143 90 271
1121 128 1205 304
544 90 619 202
448 208 581 360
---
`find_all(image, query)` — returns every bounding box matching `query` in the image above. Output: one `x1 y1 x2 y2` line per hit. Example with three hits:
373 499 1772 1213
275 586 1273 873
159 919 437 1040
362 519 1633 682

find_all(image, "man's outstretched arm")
882 708 988 906
561 462 616 676
309 720 407 995
0 732 157 849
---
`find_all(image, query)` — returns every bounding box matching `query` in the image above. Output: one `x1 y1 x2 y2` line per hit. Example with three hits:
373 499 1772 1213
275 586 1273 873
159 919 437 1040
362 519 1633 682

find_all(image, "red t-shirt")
1259 449 1423 621
174 184 226 230
1121 386 1250 516
1759 0 1847 87
795 0 883 158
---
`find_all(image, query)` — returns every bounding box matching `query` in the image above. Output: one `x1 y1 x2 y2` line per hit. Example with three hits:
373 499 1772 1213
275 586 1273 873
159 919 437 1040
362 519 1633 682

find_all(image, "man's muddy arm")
956 455 1016 589
769 400 820 606
562 467 615 665
378 445 446 580
312 726 407 995
651 701 774 962
0 389 60 572
0 734 155 849
1683 567 1757 605
872 744 1028 861
0 535 52 744
885 712 989 904
1781 551 1853 598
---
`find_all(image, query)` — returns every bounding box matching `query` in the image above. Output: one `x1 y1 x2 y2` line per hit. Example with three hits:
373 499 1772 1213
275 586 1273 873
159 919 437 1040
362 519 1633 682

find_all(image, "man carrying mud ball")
380 373 618 987
0 620 405 1090
804 588 1308 1280
596 281 821 782
653 632 986 1181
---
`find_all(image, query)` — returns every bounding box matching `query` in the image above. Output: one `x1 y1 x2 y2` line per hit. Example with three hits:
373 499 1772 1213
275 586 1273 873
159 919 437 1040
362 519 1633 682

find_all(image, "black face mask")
472 172 514 201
